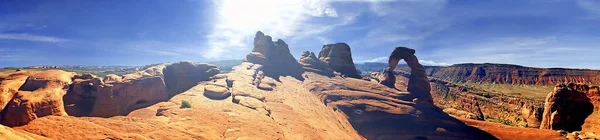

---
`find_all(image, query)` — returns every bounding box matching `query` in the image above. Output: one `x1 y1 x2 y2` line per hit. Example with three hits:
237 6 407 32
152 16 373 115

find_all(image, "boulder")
1 70 74 126
244 31 304 80
203 84 231 100
318 43 360 78
298 51 334 77
540 83 599 133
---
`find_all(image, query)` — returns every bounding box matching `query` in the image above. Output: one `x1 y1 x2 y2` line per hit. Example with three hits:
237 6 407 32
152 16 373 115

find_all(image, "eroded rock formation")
0 61 219 126
244 31 304 80
318 43 360 78
540 83 599 133
298 51 334 77
380 47 433 104
64 61 219 117
1 70 73 126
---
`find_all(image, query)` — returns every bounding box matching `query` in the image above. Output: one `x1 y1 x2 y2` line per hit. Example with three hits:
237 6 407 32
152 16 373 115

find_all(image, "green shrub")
181 100 192 108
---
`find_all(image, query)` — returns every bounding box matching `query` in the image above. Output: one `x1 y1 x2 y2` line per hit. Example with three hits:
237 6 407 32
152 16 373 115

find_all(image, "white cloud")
204 0 339 59
418 60 449 66
356 56 388 63
0 33 67 43
127 40 204 56
203 0 405 59
514 36 556 46
577 0 600 16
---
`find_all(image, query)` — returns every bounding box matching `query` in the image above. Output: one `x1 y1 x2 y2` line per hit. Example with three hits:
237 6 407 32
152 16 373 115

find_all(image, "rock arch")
379 47 433 104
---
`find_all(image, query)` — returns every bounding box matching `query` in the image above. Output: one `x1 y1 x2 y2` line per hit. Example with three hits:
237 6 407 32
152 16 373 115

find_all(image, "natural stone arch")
379 47 433 104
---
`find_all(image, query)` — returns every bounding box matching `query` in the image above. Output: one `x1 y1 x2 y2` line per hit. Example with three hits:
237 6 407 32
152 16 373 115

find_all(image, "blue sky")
1 0 599 69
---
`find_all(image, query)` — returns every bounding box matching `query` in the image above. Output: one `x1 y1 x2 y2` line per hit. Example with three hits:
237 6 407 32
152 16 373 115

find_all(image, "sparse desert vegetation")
181 100 192 108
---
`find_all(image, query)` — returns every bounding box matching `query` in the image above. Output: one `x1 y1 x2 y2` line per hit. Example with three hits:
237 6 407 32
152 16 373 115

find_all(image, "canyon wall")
396 63 600 86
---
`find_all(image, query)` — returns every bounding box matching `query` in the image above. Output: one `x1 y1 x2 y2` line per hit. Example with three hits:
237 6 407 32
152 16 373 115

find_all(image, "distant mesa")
393 63 600 86
318 43 361 79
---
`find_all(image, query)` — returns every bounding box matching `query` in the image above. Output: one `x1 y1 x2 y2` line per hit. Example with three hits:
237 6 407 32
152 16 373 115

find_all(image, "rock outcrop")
244 31 304 81
379 47 433 104
1 70 74 126
540 83 599 133
0 72 31 118
298 51 334 77
0 61 219 126
318 43 360 78
64 61 219 117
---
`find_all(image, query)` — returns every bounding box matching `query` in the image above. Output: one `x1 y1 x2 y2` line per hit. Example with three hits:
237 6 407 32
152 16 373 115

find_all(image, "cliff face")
396 63 600 86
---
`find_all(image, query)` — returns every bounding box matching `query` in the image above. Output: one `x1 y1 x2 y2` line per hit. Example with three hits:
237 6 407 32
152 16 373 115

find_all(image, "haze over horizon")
1 0 599 69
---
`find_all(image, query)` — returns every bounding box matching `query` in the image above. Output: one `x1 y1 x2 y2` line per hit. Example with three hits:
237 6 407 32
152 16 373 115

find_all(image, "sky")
1 0 599 69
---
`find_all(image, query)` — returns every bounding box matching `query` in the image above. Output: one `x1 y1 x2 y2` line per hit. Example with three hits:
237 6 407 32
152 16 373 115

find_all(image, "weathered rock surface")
0 72 32 117
540 83 599 133
64 61 219 117
0 125 46 140
380 47 433 104
1 70 73 126
203 84 231 100
298 51 334 77
318 43 360 78
0 61 219 127
244 31 304 80
163 61 220 95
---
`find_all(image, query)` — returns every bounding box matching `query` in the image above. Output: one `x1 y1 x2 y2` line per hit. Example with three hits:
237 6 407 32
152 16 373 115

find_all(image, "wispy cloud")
127 40 204 56
0 33 67 43
204 0 339 59
514 36 556 46
203 0 400 59
577 0 600 17
356 56 388 63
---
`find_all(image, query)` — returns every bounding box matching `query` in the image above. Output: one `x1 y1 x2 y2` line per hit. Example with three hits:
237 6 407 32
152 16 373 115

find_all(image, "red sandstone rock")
398 63 600 85
1 70 74 126
540 83 599 133
318 43 360 78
